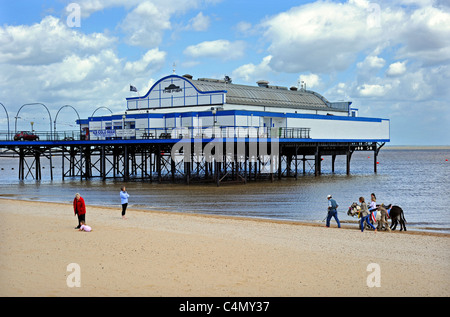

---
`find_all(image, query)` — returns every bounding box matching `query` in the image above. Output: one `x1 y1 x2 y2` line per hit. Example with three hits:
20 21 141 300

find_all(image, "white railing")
0 127 311 142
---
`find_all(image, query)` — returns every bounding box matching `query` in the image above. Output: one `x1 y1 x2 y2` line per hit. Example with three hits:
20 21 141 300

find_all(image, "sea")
0 148 449 233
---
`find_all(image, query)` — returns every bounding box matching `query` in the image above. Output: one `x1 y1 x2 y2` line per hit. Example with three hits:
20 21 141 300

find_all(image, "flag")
130 85 137 92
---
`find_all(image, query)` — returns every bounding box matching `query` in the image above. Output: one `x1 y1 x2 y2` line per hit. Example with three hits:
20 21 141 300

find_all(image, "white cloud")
186 12 211 31
260 0 450 74
261 1 384 73
357 83 391 97
342 62 447 104
256 0 449 145
232 55 273 82
184 39 246 61
124 48 167 75
120 2 172 48
355 55 387 84
0 15 167 120
234 21 261 37
1 48 165 107
235 21 252 34
115 1 219 47
298 73 322 89
74 0 225 22
395 5 450 65
74 0 141 17
0 16 115 65
386 61 407 76
357 56 386 70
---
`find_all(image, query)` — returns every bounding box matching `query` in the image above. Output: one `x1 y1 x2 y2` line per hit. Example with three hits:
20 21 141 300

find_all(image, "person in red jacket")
73 193 86 229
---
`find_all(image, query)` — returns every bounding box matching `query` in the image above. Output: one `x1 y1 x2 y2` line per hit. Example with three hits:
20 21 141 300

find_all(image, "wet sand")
0 198 448 297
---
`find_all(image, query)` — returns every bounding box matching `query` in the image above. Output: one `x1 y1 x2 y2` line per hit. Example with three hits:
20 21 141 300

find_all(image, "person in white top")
368 193 377 212
78 221 92 232
120 186 130 219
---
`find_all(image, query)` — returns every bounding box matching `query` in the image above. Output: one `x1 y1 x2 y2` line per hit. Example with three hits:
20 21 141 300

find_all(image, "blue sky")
0 0 449 145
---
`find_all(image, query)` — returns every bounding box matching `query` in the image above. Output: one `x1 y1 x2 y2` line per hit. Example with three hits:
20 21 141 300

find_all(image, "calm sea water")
0 149 449 233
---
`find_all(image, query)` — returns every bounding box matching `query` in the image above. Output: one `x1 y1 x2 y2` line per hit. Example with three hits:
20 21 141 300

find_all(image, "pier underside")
0 140 385 185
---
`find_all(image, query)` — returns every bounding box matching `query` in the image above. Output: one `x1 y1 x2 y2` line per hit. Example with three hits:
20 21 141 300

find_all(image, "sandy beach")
0 198 448 297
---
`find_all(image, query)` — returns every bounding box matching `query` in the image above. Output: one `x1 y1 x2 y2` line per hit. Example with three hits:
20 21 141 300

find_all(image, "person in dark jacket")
73 193 86 229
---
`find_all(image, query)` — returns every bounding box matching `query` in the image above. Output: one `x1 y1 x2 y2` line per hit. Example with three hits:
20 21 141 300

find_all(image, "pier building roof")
126 74 351 113
191 76 350 112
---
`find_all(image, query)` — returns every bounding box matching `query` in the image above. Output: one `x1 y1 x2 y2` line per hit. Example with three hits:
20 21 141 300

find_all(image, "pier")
0 74 389 184
0 133 385 185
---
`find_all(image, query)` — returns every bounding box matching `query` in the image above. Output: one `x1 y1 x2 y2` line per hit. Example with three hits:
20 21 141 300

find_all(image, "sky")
0 0 449 145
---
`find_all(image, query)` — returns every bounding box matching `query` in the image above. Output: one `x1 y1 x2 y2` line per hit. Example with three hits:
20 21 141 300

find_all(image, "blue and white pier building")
79 74 389 144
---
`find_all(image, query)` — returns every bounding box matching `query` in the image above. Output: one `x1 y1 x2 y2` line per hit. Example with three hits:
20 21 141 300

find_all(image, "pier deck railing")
0 127 311 142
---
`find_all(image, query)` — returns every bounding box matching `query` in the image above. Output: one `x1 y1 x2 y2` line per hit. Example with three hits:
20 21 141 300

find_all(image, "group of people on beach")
72 186 387 233
72 186 130 232
326 193 387 232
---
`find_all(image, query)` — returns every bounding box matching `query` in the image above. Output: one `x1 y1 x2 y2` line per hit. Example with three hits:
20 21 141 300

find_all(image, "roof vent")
257 80 269 88
290 86 298 91
183 74 193 79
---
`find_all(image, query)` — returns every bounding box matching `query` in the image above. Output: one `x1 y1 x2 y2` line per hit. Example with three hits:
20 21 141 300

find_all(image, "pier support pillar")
215 160 220 187
315 145 321 176
157 146 162 183
302 155 306 175
100 146 106 180
332 154 336 173
18 148 24 180
70 146 76 177
35 150 41 180
48 147 53 180
346 147 353 175
81 146 92 179
124 145 129 180
373 142 385 174
185 161 191 185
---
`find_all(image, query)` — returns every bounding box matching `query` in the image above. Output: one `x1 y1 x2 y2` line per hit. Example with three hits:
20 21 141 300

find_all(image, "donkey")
385 204 407 231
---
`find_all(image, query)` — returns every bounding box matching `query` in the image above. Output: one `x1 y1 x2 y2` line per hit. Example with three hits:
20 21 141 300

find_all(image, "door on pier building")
263 117 286 137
